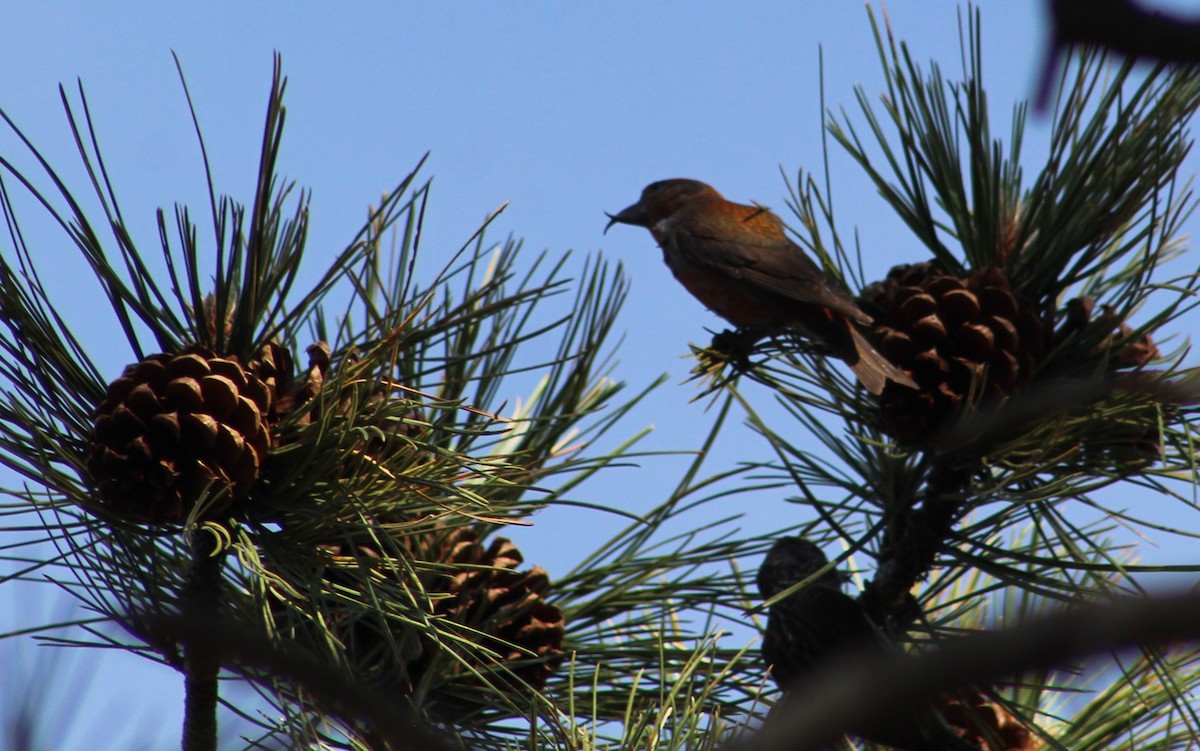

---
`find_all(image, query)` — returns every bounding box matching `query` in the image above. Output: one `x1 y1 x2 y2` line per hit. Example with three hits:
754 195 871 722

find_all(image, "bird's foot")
710 328 764 373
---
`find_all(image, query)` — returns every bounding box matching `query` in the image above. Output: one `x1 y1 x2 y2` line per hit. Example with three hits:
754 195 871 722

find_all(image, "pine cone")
87 346 272 524
408 528 565 692
251 341 422 458
249 340 330 428
290 524 564 702
1053 297 1164 468
1055 296 1159 371
864 263 1045 444
941 692 1039 751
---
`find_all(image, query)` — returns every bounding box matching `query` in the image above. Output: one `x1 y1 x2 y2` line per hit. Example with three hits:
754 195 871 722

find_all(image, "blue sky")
7 1 1197 746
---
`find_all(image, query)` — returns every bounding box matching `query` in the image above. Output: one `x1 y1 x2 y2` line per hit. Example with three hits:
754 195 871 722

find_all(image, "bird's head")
756 536 847 599
604 178 721 233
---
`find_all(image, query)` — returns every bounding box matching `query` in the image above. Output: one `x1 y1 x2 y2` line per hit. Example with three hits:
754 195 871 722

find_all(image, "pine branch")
0 55 660 749
181 529 225 751
134 610 458 751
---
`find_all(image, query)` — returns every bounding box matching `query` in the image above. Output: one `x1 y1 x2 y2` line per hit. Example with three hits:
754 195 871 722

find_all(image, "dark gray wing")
673 217 872 325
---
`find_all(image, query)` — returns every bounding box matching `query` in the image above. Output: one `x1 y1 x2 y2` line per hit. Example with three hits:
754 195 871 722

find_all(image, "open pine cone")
941 691 1040 751
863 262 1045 444
407 527 565 692
1054 296 1159 372
86 337 333 525
283 524 564 706
1057 296 1165 467
250 340 330 429
87 346 272 524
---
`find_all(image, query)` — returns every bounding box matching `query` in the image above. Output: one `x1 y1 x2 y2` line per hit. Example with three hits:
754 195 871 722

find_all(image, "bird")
605 179 916 394
757 537 885 693
757 537 977 751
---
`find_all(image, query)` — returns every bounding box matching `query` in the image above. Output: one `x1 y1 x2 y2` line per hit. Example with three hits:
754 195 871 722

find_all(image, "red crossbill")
758 538 976 751
606 179 915 394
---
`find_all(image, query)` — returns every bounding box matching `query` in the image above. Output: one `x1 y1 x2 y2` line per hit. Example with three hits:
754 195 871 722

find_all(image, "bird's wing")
676 206 872 325
763 588 885 690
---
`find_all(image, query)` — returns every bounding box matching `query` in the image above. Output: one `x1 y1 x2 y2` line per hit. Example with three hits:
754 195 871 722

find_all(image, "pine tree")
2 7 1200 751
691 8 1200 749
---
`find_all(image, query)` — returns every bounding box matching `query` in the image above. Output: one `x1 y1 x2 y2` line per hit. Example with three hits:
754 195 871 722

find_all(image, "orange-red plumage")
606 179 915 394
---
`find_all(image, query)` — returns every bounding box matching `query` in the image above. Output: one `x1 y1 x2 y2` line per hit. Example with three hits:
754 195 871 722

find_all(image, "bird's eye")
643 180 664 196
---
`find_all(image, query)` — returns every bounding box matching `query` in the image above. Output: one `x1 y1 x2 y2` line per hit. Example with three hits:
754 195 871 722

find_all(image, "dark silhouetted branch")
747 591 1200 751
135 611 461 751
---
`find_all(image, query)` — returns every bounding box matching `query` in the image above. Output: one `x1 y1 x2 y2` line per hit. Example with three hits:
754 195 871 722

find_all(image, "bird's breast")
661 246 782 329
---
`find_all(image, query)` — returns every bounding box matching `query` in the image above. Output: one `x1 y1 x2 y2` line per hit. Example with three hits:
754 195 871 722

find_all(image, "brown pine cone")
249 340 330 428
941 691 1039 751
864 263 1045 444
1054 296 1159 371
86 346 272 524
407 528 565 692
284 523 564 706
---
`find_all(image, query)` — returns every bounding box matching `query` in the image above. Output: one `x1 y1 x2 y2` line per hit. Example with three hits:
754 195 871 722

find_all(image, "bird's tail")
847 325 918 395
